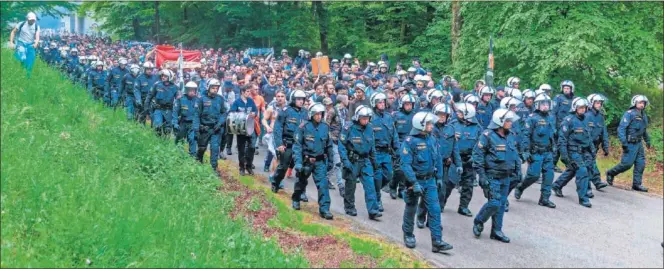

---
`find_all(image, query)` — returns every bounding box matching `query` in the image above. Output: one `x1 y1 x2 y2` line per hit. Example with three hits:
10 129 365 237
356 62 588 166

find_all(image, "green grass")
0 50 308 267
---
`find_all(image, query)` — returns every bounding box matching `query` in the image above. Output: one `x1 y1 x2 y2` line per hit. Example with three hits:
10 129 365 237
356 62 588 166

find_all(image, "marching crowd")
10 12 654 253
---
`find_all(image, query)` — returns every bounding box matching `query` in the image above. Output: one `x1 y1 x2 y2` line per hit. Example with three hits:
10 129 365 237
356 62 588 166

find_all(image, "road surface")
223 141 663 268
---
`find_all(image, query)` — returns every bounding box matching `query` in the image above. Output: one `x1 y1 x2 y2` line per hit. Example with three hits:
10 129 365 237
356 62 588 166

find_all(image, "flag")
178 43 184 93
485 35 494 88
154 45 201 68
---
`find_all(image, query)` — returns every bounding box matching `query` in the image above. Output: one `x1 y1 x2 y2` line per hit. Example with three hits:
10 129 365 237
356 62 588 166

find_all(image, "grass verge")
1 50 308 267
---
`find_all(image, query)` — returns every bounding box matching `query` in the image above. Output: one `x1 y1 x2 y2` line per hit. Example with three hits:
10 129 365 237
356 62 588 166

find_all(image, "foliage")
0 50 307 268
0 1 75 30
83 1 662 127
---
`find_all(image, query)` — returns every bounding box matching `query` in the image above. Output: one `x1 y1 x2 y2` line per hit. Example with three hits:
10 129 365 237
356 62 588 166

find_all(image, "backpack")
17 21 40 40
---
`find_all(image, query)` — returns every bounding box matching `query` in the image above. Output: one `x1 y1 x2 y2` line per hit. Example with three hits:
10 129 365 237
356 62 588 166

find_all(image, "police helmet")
488 108 520 129
522 89 536 100
308 102 326 120
630 95 649 108
560 80 575 93
206 78 221 89
159 69 175 82
344 53 352 59
534 94 552 111
94 60 104 67
70 48 78 53
119 58 128 65
426 90 443 103
129 64 140 75
464 94 480 105
538 83 552 93
507 76 520 88
281 49 288 54
370 92 387 108
331 58 339 64
185 81 198 91
500 97 522 109
432 103 453 116
407 67 417 73
587 93 607 107
49 42 57 48
479 86 495 97
570 97 589 112
505 87 522 101
289 89 307 105
316 51 323 57
411 112 438 133
399 94 417 109
455 102 477 120
353 105 373 121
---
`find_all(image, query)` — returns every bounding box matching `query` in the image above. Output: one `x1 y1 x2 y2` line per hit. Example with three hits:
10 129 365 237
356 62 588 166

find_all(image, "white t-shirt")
16 21 39 44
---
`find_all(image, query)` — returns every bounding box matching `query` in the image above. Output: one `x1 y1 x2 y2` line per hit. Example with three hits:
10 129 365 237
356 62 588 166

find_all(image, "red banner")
154 45 202 68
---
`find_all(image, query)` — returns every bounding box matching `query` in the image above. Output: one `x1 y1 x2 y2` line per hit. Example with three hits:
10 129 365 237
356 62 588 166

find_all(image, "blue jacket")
144 81 178 109
393 109 415 141
585 108 609 152
106 66 128 91
338 122 376 164
553 94 574 127
558 113 595 158
521 111 556 153
198 93 228 130
617 108 650 146
476 101 494 129
399 133 443 183
87 69 107 90
370 110 400 151
273 105 307 148
473 129 521 178
120 73 139 97
433 121 461 167
453 119 482 157
172 96 200 130
293 121 335 166
134 74 159 105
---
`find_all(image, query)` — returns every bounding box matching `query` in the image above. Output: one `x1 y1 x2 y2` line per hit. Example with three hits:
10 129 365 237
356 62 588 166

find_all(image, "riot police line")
37 33 654 253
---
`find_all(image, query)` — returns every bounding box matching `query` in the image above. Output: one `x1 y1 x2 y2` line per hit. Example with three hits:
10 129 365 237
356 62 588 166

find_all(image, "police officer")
173 81 200 157
476 86 495 129
556 97 595 208
121 64 141 120
105 57 129 108
229 85 258 175
538 83 553 97
87 60 107 101
448 102 482 217
607 95 651 192
134 61 158 124
389 94 417 199
339 105 382 220
400 111 453 253
426 90 444 109
514 94 557 208
517 89 536 119
292 102 335 220
491 86 506 110
552 80 575 172
499 97 525 212
472 108 521 243
63 48 80 79
552 94 611 198
271 89 308 193
144 69 179 137
417 103 461 227
369 93 400 212
196 78 227 171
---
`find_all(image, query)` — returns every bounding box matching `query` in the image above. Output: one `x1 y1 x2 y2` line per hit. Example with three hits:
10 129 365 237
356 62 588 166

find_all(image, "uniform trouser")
105 88 120 107
389 156 407 195
135 104 149 125
343 158 380 215
418 165 449 223
272 147 294 187
554 158 602 193
474 175 512 233
174 121 197 157
196 125 222 169
91 86 103 101
327 144 344 186
236 134 255 170
557 151 592 202
125 95 135 120
608 142 646 187
151 108 173 137
403 178 442 241
292 160 331 213
520 151 554 200
447 157 475 209
373 151 393 204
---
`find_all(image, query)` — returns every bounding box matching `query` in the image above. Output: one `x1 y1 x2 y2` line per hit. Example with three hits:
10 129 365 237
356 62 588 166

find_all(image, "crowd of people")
10 12 655 253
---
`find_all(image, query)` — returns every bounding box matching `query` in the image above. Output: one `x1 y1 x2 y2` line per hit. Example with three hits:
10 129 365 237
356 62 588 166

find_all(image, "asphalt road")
224 140 663 268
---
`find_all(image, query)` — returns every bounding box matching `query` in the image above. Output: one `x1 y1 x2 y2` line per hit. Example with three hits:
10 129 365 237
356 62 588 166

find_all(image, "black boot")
490 231 511 243
472 221 484 237
226 148 232 155
404 234 416 248
369 212 383 220
319 211 334 220
553 185 564 197
586 190 594 198
271 183 279 193
417 218 426 229
432 240 453 253
377 201 384 212
328 182 336 190
457 207 473 217
246 167 254 175
338 185 345 197
554 166 563 173
579 199 592 208
263 166 270 173
239 168 246 176
504 200 510 212
292 201 301 210
538 197 556 208
595 181 608 190
300 193 309 202
606 171 614 186
632 185 648 192
345 208 357 216
514 185 523 200
389 188 397 199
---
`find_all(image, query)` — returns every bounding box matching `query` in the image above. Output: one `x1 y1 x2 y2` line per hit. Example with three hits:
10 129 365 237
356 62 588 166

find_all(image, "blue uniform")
196 93 228 169
448 119 482 210
608 108 650 187
121 73 139 120
554 114 596 203
370 110 400 206
552 94 574 166
271 105 308 188
87 69 107 101
292 120 336 213
473 129 520 233
400 133 444 241
338 122 380 215
476 101 494 129
105 66 128 107
172 95 200 157
134 73 159 123
390 109 415 194
518 111 556 199
144 81 179 136
418 121 462 223
516 103 533 120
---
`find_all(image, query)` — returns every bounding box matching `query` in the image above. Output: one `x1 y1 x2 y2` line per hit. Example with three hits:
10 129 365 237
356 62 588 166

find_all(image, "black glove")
478 177 491 199
646 142 652 149
436 179 443 190
327 161 333 172
622 145 629 152
412 183 423 197
603 149 609 157
569 162 579 171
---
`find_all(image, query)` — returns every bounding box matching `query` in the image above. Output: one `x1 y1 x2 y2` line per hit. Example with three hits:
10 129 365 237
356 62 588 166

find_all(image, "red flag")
155 45 202 68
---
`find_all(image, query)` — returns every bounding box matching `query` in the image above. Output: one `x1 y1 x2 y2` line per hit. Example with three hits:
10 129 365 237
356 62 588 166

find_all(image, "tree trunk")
313 1 329 54
400 18 406 44
153 1 160 43
450 0 463 65
132 17 140 40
